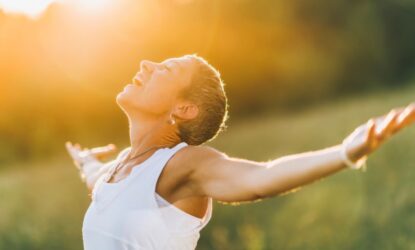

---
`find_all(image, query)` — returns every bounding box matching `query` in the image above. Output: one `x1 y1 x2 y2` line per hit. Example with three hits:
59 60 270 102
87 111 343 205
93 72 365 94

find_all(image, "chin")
116 92 142 115
116 92 131 110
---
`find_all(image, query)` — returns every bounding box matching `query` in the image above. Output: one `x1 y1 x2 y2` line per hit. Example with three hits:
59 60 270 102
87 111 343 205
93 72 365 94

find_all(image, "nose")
140 60 155 73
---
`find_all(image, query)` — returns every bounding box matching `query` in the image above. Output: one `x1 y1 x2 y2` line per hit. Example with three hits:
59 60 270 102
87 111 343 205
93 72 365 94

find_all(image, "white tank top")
82 142 213 250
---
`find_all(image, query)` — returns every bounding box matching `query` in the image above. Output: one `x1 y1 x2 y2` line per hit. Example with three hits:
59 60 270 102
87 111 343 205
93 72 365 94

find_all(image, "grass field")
1 84 414 250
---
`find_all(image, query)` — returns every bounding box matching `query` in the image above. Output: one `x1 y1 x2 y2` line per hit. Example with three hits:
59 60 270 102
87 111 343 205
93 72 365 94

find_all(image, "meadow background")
0 0 414 249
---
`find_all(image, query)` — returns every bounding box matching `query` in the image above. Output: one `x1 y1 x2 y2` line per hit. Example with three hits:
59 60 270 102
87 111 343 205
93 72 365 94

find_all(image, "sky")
0 0 60 18
0 0 113 18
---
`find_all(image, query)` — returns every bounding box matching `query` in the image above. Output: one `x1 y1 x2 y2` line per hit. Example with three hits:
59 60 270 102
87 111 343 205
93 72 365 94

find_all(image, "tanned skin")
66 55 415 219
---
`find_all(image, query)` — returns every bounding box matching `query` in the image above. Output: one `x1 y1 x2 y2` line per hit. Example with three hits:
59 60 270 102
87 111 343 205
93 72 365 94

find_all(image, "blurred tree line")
0 0 414 164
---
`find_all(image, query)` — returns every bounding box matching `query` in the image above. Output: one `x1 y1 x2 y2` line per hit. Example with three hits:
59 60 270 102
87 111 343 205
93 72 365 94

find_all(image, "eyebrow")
174 61 183 71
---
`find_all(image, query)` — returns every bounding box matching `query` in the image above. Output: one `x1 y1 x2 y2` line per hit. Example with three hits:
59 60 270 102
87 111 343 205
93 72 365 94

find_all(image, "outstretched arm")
65 142 118 191
184 103 415 203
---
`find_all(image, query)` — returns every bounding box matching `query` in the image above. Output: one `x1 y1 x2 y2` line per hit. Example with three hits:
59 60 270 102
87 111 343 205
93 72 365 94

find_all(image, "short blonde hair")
177 54 229 145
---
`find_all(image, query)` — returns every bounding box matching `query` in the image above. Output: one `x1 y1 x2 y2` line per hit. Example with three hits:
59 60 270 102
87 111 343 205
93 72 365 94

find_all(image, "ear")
173 101 199 121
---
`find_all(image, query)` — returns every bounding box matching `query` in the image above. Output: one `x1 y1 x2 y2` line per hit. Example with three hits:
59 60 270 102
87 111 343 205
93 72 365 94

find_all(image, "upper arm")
184 146 267 203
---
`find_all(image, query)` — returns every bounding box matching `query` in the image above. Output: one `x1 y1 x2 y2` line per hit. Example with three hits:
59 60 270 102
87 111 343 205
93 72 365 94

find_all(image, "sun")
0 0 113 19
74 0 113 12
0 0 58 18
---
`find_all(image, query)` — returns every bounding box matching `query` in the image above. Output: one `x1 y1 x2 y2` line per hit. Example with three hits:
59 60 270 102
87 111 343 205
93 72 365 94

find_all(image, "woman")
66 54 414 250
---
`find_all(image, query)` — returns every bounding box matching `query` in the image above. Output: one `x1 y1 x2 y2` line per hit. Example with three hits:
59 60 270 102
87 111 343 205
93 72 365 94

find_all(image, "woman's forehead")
162 56 193 68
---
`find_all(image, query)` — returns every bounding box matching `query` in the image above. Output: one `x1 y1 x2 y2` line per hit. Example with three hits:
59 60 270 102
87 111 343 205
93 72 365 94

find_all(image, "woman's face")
116 55 195 118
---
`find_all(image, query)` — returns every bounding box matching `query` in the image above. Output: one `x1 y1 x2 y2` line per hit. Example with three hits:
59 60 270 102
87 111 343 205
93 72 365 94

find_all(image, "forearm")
257 144 348 198
199 103 414 202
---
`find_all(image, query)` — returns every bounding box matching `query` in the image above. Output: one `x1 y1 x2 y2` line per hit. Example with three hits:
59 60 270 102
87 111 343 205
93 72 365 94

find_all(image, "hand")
65 142 117 169
343 102 415 162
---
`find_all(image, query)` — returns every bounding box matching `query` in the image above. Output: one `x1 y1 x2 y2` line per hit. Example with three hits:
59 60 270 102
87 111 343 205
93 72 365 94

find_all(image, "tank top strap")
92 143 188 210
147 142 189 188
118 146 132 160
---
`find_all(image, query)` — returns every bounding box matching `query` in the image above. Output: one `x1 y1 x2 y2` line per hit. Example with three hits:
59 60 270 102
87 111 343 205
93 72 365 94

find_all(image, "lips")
124 84 134 90
133 73 144 87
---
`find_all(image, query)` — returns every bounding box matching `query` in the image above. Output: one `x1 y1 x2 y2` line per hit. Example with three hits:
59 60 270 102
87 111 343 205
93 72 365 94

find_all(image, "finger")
373 107 405 126
75 144 84 152
92 144 117 152
65 143 73 158
65 142 76 154
366 119 376 140
66 146 79 161
66 142 83 159
65 141 72 151
90 144 118 157
376 110 399 139
397 103 415 128
366 119 377 149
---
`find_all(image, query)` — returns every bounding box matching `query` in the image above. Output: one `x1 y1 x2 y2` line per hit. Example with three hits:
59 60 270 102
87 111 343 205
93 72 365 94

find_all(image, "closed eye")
164 65 172 72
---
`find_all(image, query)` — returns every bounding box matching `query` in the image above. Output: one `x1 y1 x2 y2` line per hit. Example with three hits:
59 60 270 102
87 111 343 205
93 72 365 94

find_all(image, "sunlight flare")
0 0 113 19
0 0 58 18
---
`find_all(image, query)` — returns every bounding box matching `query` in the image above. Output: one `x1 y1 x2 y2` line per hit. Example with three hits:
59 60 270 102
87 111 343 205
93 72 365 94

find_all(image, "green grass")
1 84 415 250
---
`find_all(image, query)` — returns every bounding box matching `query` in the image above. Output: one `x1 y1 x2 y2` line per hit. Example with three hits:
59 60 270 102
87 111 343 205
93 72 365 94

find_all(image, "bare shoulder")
172 144 228 170
158 144 227 200
163 144 228 183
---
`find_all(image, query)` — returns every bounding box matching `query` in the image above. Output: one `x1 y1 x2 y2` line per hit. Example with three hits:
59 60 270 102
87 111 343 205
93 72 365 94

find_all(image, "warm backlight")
0 0 58 18
0 0 113 18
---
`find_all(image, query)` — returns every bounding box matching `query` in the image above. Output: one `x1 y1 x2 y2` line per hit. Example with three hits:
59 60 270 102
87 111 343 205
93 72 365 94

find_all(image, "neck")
127 114 181 155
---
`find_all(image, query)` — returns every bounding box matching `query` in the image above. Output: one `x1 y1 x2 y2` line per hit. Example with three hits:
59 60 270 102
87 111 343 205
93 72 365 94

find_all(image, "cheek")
143 89 175 112
145 83 177 103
